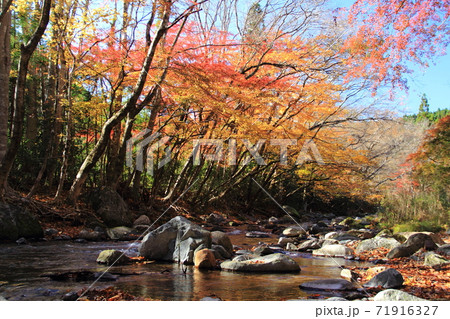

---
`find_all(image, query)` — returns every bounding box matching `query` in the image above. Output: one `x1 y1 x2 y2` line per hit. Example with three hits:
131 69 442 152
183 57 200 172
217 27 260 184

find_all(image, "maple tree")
0 0 447 220
344 0 450 90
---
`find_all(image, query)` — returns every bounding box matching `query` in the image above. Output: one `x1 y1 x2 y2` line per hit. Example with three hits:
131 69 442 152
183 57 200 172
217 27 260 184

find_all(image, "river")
0 229 369 301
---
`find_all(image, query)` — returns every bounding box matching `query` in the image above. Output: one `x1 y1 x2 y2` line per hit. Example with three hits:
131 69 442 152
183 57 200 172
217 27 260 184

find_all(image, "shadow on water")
0 234 370 301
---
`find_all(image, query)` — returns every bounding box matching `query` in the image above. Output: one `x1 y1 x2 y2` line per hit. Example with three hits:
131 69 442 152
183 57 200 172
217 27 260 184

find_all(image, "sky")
401 54 450 114
328 0 449 115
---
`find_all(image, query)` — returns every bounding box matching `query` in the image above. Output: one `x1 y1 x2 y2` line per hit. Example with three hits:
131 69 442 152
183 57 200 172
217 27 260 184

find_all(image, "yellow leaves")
13 0 32 16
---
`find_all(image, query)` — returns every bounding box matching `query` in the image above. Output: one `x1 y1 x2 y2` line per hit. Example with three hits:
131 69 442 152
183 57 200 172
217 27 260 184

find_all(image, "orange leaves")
345 0 450 90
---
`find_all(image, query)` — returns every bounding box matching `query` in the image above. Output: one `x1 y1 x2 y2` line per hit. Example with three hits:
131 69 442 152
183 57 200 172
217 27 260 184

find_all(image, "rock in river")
387 233 438 259
312 244 354 258
211 231 233 254
0 203 43 241
363 268 404 289
92 187 132 227
282 226 306 237
194 249 216 269
356 236 400 253
245 231 271 238
139 216 211 264
107 226 139 241
374 289 426 301
436 244 450 257
220 253 300 273
423 253 449 267
96 250 131 266
299 279 357 291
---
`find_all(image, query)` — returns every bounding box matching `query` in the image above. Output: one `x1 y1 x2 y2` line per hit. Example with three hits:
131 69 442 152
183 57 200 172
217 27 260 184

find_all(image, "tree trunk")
0 0 11 165
0 0 52 197
68 7 172 203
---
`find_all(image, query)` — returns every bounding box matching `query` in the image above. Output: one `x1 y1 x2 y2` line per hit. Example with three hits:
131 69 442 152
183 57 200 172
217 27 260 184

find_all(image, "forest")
0 0 449 302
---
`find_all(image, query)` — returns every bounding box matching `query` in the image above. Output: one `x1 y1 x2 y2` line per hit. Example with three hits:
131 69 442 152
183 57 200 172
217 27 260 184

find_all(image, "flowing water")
0 230 369 301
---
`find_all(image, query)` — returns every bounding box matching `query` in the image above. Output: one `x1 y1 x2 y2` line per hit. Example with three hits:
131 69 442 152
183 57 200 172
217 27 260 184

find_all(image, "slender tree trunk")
0 0 52 197
54 73 73 201
68 8 172 203
0 0 11 165
131 93 162 195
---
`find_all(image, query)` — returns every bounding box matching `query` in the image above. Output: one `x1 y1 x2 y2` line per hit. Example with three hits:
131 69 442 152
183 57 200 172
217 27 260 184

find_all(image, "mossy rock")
96 250 131 266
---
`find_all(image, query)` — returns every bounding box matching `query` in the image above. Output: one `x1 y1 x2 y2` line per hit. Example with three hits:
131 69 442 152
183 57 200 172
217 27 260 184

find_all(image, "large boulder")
106 226 139 241
194 249 216 269
312 244 354 258
139 216 211 264
93 187 132 227
0 203 43 241
374 289 426 301
220 253 300 273
356 237 400 253
398 232 445 245
403 233 438 250
211 231 233 254
299 279 357 291
387 233 437 259
363 268 404 289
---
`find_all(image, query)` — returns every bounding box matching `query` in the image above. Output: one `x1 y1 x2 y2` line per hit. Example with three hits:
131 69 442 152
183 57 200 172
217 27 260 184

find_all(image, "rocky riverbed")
1 205 449 301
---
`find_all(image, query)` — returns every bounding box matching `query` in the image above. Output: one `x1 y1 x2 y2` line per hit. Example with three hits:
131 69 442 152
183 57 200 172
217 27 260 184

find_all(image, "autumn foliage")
0 0 447 216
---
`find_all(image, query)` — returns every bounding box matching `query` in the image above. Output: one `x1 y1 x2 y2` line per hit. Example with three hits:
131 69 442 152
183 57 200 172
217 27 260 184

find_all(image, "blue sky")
401 54 450 114
329 0 449 115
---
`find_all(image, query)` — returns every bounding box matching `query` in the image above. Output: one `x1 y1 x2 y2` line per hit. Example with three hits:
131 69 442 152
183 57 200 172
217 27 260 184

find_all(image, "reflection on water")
0 233 369 301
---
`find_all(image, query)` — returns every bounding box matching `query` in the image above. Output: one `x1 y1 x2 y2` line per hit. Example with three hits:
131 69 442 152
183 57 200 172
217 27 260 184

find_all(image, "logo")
126 131 325 176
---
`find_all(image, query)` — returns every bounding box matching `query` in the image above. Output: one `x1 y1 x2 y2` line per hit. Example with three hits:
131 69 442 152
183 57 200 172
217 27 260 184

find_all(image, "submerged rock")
220 253 300 273
245 231 271 238
139 216 211 264
299 279 357 291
